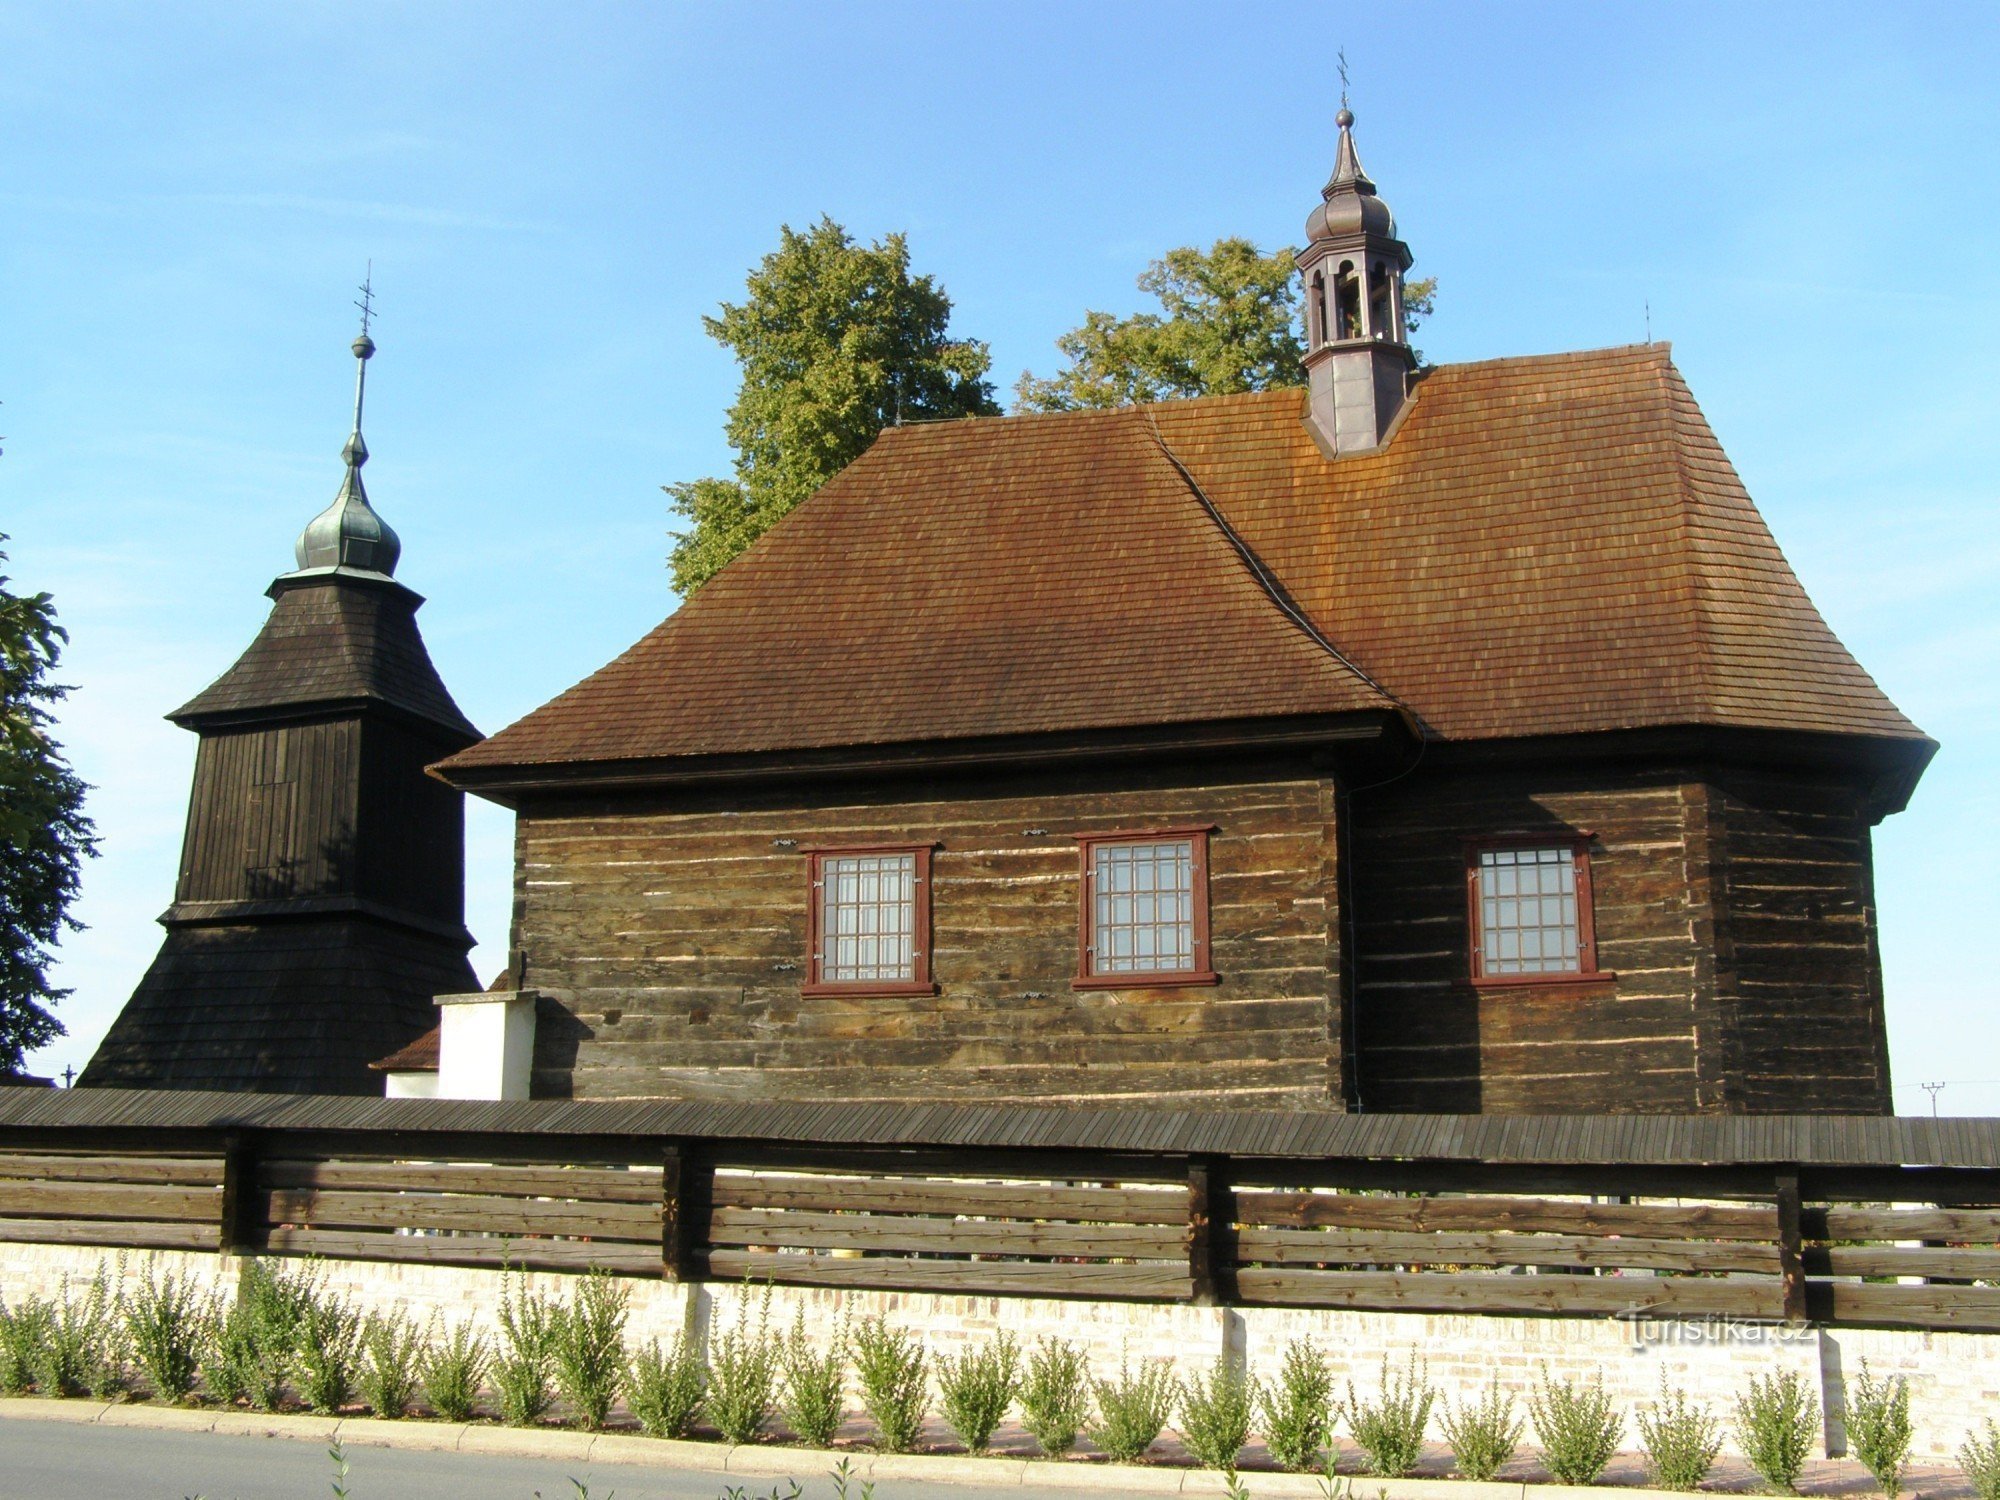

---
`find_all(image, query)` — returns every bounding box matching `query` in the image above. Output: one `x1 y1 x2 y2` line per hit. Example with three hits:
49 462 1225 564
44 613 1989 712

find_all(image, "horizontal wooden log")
1812 1245 2000 1280
258 1159 661 1203
1812 1206 2000 1242
710 1174 1186 1224
1236 1268 1785 1320
709 1206 1184 1260
1235 1226 1781 1275
708 1248 1190 1300
1232 1191 1779 1241
262 1187 659 1242
0 1153 223 1187
262 1226 661 1275
0 1180 221 1223
1816 1280 2000 1333
0 1216 220 1252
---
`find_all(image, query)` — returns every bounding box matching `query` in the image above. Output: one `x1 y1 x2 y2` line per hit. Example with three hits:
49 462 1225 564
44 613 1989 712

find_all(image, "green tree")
666 217 999 594
0 536 94 1073
1016 237 1436 412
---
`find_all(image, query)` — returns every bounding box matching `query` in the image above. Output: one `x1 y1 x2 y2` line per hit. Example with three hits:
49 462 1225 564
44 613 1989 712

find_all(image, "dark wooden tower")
83 323 482 1094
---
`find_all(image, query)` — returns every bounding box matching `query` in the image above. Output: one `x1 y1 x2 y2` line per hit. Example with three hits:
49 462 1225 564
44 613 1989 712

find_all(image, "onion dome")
1304 108 1399 242
292 331 402 577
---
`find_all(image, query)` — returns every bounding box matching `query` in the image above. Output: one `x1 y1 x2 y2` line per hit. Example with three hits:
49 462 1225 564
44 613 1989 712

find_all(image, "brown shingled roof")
441 345 1921 782
369 1025 440 1073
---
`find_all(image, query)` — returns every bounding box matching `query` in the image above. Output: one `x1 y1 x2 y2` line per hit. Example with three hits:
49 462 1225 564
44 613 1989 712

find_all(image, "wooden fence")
3 1091 2000 1332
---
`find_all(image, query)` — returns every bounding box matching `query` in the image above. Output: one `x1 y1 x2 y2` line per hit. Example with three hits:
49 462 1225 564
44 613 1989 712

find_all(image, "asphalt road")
0 1419 1051 1500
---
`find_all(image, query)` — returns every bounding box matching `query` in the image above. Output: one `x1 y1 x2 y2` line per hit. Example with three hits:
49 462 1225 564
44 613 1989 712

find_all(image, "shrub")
1018 1336 1091 1459
935 1330 1018 1455
1253 1338 1332 1474
630 1331 707 1439
1348 1351 1436 1478
125 1262 211 1405
851 1314 928 1454
492 1270 558 1427
1732 1368 1819 1494
551 1271 628 1431
1529 1366 1622 1486
0 1293 50 1394
707 1291 780 1444
778 1310 847 1448
1178 1356 1255 1472
1442 1378 1525 1483
34 1268 122 1398
357 1311 424 1419
1634 1373 1721 1492
1846 1360 1913 1499
1089 1350 1176 1464
203 1260 315 1410
294 1291 364 1414
1960 1418 2000 1500
418 1319 487 1423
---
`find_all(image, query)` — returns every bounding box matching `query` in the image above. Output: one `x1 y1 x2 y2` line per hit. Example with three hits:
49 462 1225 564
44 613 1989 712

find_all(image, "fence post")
1774 1169 1807 1325
662 1141 712 1282
217 1130 263 1258
1187 1155 1236 1306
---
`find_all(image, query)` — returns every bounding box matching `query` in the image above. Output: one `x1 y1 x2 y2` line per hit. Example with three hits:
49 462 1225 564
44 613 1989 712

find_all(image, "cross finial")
354 261 376 341
1337 48 1351 112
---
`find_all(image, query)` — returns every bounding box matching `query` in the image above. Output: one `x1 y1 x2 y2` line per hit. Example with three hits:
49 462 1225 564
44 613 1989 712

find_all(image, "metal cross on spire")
1337 48 1351 112
354 261 377 340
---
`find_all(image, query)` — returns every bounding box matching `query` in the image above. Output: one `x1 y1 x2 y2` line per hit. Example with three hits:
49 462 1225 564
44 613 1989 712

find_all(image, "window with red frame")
1075 828 1217 987
1466 840 1605 982
805 845 935 996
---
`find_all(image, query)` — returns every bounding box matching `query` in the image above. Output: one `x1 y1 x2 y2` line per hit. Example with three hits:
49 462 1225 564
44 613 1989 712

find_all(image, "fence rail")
3 1092 1999 1332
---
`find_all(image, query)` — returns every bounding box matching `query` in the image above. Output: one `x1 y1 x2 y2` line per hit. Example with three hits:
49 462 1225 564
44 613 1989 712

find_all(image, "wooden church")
436 111 1932 1115
81 328 482 1095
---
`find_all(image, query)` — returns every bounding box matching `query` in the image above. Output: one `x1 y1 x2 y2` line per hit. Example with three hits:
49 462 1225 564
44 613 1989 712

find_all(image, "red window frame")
1074 827 1219 989
802 843 938 998
1463 835 1612 988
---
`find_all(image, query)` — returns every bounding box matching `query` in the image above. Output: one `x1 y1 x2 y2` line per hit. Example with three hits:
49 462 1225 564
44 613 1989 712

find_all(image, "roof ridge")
1651 352 1720 727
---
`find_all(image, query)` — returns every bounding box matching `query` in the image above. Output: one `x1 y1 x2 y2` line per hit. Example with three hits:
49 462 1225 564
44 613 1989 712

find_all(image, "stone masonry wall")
7 1243 1997 1459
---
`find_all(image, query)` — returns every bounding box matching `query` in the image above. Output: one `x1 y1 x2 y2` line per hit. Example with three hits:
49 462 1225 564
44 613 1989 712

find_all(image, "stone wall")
6 1242 1994 1459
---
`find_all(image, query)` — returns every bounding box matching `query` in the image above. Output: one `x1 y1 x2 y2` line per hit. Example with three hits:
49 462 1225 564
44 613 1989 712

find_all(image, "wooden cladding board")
1347 761 1890 1115
253 1157 664 1276
0 1151 223 1251
516 758 1344 1107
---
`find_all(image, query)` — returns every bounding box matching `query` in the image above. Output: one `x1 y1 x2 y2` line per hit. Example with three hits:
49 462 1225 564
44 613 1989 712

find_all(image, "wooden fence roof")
8 1089 1999 1168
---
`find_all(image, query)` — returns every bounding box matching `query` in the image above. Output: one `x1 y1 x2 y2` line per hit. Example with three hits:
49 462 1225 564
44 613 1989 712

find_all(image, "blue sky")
4 4 1996 1109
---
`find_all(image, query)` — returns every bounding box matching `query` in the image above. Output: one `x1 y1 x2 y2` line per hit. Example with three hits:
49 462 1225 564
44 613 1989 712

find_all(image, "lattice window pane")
819 853 916 983
1479 846 1582 974
1093 840 1194 974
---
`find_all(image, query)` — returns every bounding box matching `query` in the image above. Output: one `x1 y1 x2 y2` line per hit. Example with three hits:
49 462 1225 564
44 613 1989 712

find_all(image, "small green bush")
1348 1351 1436 1478
294 1291 364 1414
851 1314 928 1454
418 1319 488 1423
1635 1374 1721 1492
1529 1366 1622 1486
204 1261 315 1410
1846 1360 1913 1499
1089 1350 1176 1464
551 1271 628 1431
125 1262 209 1404
1442 1378 1524 1482
34 1268 122 1398
707 1292 780 1444
0 1293 50 1393
1178 1356 1255 1472
1256 1338 1332 1473
629 1331 707 1439
1960 1418 2000 1500
1732 1368 1819 1494
492 1270 558 1427
1018 1336 1091 1459
778 1310 847 1447
357 1311 424 1419
937 1330 1019 1454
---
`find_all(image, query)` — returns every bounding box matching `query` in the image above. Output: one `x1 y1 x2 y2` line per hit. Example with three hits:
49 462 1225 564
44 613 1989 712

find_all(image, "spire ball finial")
1336 106 1354 129
352 332 375 361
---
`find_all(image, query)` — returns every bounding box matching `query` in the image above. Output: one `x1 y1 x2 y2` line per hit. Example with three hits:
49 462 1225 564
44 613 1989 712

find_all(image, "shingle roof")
441 344 1920 781
369 1025 440 1073
174 573 479 741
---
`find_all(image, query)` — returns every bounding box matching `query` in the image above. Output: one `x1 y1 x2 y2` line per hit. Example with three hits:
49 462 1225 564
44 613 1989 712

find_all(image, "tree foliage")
0 536 95 1073
666 217 999 594
1016 237 1436 412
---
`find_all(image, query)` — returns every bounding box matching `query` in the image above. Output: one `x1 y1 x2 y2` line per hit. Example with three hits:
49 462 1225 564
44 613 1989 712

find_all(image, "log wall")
512 757 1344 1107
